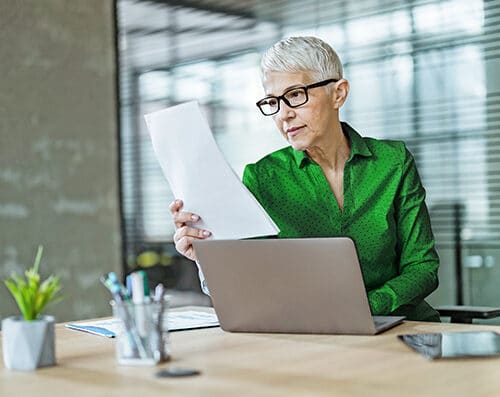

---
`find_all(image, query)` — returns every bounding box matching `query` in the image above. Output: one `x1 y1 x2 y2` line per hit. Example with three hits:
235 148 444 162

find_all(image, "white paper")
144 101 279 239
65 310 220 337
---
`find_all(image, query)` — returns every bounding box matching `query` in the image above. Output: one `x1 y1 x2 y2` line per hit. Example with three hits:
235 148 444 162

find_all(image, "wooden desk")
1 307 500 397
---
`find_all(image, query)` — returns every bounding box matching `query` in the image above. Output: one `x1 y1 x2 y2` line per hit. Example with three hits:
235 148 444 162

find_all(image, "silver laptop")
193 237 404 335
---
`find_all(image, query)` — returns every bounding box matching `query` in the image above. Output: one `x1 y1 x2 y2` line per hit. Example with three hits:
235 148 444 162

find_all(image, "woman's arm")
368 148 439 316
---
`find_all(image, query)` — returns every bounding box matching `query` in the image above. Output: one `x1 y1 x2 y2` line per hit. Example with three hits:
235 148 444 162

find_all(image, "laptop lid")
194 237 403 335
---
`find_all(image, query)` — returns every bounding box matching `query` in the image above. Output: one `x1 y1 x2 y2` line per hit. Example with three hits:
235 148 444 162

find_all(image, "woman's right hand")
169 199 211 261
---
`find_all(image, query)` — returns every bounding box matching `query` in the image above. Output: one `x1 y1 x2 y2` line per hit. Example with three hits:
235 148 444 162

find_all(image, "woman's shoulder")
362 135 410 163
343 122 410 163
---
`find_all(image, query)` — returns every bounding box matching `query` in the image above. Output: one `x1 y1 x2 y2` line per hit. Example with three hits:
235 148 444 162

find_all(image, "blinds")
117 0 500 261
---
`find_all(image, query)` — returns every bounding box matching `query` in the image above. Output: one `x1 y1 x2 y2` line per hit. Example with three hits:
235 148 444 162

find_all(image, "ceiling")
116 0 379 72
117 0 288 72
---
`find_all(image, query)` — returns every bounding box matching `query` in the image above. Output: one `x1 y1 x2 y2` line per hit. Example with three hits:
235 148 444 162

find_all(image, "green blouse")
242 122 440 321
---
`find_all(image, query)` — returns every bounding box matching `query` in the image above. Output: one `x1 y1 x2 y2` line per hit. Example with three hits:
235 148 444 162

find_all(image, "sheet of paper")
65 310 220 337
144 101 279 239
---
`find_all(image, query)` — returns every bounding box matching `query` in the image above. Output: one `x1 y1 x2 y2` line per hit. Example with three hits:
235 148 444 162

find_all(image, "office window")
117 0 500 309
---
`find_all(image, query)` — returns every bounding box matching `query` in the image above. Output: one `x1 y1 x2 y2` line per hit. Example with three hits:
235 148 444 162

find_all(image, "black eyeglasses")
256 78 339 116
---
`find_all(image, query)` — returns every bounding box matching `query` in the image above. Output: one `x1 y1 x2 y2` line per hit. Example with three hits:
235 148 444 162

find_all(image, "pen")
108 272 131 301
154 283 167 362
126 274 133 298
100 273 147 359
72 325 116 338
154 283 165 303
139 270 150 298
131 271 148 338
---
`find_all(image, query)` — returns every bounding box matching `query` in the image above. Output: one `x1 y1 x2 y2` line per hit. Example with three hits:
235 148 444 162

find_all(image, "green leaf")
3 245 62 321
33 245 43 274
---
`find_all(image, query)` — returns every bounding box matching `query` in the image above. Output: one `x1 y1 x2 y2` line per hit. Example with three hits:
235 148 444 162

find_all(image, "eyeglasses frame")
256 78 339 116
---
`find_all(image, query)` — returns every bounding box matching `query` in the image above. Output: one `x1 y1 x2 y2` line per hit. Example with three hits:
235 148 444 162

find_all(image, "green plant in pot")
2 245 62 371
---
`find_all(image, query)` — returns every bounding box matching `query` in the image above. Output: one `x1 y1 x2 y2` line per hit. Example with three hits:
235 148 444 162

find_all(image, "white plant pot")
2 315 56 371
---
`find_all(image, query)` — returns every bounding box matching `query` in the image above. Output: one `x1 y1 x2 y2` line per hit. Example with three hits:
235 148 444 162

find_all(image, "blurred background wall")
0 0 121 322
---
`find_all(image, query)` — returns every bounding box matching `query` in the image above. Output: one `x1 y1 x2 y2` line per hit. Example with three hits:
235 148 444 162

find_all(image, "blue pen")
126 274 133 298
74 325 116 338
108 272 131 301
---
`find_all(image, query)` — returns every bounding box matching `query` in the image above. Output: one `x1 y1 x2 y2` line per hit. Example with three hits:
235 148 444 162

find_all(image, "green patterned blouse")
242 122 440 321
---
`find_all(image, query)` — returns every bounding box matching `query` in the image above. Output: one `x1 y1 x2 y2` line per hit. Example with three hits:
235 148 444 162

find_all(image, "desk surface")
1 307 500 397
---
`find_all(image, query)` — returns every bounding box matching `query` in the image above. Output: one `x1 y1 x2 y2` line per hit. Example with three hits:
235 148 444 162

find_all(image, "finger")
174 226 211 243
168 199 183 214
173 212 201 228
183 246 197 262
175 236 197 260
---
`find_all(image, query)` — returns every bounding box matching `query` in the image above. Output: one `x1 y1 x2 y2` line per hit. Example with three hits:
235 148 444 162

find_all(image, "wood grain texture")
2 307 500 397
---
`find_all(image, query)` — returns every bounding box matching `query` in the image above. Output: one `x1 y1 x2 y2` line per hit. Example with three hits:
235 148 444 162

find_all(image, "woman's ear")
332 79 349 109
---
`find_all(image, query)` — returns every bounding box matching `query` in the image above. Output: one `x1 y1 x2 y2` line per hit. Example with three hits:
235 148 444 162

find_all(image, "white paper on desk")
144 101 279 239
65 311 221 337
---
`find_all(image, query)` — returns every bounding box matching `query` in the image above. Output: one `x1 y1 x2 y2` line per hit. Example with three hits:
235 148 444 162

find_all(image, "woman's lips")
286 126 304 138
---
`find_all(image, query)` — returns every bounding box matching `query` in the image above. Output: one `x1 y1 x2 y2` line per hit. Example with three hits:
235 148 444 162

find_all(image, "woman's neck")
305 122 351 171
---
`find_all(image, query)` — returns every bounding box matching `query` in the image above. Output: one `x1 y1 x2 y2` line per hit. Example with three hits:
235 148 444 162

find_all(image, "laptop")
193 237 404 335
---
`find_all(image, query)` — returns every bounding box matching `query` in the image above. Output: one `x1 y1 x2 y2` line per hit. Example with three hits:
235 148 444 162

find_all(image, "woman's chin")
288 139 308 151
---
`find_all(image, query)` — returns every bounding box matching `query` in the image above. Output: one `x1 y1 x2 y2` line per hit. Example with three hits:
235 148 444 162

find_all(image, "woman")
170 36 440 321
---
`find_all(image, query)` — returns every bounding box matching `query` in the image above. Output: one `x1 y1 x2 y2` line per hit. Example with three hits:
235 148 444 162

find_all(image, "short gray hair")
260 36 343 82
260 36 343 80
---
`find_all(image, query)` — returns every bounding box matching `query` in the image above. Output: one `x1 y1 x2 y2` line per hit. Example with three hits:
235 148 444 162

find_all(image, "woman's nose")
277 101 295 120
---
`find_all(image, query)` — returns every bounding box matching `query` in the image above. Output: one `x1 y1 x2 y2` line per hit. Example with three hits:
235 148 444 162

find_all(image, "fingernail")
203 230 211 237
191 215 199 221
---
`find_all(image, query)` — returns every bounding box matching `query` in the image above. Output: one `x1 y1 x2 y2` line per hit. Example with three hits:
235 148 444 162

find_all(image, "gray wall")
0 0 121 322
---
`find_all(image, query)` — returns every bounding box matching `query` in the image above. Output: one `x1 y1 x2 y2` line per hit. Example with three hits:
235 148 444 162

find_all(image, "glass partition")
117 0 500 314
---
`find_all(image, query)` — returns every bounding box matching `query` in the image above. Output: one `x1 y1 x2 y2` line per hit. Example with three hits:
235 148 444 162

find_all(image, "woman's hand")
169 199 211 261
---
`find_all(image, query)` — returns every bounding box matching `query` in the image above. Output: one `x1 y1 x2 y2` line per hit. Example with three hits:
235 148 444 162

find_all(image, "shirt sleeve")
242 163 262 201
195 260 211 296
368 147 439 315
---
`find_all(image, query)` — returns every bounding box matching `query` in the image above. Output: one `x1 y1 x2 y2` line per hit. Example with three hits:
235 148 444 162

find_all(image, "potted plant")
2 245 62 371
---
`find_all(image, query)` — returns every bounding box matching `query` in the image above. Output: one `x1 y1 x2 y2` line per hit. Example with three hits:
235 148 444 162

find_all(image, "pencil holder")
111 299 170 365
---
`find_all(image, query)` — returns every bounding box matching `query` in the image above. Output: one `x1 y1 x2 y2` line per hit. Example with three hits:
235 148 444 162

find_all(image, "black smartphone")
398 331 500 359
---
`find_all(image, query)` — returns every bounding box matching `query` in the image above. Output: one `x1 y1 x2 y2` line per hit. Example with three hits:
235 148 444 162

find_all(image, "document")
66 310 220 338
144 101 279 240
